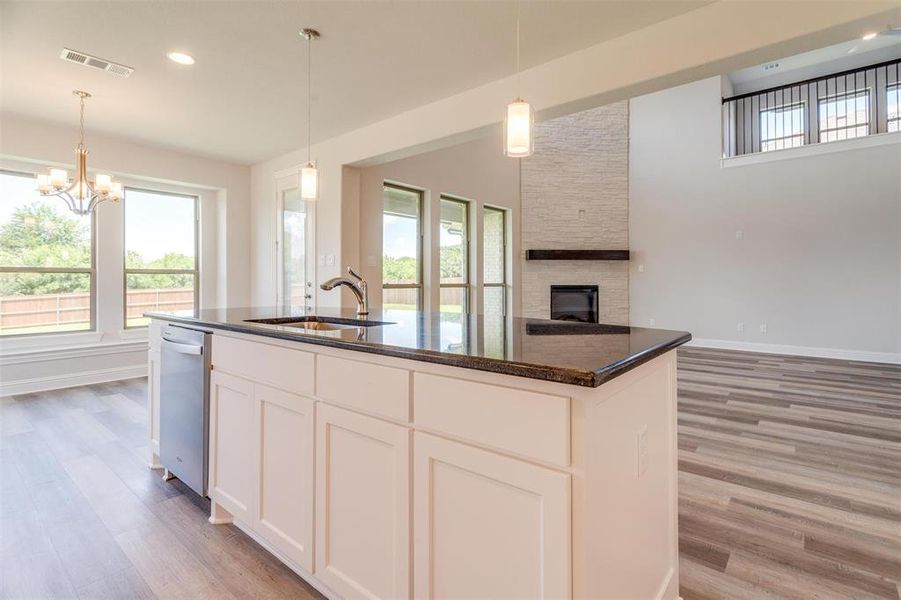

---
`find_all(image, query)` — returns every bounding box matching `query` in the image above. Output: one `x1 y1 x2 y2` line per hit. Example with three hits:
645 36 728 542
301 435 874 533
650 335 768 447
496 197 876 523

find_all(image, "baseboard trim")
686 338 901 365
0 364 147 396
230 519 339 600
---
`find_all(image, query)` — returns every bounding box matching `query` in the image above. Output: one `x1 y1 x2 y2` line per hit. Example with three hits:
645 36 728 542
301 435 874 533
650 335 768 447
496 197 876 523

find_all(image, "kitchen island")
147 307 690 600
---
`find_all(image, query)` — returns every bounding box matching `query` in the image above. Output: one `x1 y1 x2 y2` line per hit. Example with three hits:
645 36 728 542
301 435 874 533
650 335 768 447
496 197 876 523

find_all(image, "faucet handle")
347 266 365 283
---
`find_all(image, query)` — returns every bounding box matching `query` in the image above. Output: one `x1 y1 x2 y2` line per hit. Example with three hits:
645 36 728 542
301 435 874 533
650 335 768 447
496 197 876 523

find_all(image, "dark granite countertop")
145 307 691 388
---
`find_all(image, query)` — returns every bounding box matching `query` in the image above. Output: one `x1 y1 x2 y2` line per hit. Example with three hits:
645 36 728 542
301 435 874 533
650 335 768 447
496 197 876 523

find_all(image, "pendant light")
300 28 320 199
36 90 123 214
504 4 533 157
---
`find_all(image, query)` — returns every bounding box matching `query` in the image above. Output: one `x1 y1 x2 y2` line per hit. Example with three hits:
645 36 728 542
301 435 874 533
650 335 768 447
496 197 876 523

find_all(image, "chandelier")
35 90 123 215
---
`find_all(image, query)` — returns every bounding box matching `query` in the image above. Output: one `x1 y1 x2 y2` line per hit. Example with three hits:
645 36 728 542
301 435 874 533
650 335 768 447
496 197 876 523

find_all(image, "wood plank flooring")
1 348 898 599
677 347 901 600
0 378 322 600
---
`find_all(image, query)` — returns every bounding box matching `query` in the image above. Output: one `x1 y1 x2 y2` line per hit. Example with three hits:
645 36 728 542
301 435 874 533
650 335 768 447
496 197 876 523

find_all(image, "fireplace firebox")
550 285 599 323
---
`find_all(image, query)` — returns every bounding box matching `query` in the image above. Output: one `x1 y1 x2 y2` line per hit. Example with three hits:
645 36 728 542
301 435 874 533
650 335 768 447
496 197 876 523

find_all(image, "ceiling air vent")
59 48 134 78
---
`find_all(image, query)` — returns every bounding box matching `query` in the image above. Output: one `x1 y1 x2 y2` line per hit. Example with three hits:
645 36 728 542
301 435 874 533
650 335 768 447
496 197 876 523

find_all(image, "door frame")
274 169 317 311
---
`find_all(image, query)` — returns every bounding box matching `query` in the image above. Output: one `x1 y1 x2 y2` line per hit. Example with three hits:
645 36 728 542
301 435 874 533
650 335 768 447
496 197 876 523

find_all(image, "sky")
382 214 463 259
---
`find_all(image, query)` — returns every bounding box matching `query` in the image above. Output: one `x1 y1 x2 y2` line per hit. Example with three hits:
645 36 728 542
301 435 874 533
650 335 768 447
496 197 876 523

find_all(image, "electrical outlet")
637 425 649 477
366 255 377 267
649 318 656 327
760 323 768 334
326 254 335 266
735 230 744 240
737 322 744 333
638 264 645 273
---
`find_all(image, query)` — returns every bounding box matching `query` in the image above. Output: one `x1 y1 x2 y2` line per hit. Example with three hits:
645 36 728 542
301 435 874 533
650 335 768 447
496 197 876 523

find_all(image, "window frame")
122 186 200 329
382 182 424 310
0 168 97 337
758 101 806 153
482 205 507 358
887 83 901 132
817 88 871 143
438 195 470 314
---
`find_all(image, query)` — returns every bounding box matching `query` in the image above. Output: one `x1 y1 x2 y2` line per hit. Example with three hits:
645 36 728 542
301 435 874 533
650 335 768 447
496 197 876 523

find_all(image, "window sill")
118 327 149 341
721 131 900 168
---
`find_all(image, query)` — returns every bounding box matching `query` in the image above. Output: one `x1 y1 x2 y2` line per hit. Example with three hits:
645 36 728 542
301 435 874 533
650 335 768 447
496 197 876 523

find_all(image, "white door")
253 384 315 572
315 403 411 600
209 371 254 521
276 174 315 312
413 432 571 599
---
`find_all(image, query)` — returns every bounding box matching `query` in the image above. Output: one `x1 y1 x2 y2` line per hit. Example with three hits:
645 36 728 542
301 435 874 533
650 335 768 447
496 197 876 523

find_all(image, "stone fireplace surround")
520 101 630 326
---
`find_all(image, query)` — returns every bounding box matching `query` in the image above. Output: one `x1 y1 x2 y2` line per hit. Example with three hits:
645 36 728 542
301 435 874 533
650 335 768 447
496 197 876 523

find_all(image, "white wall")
250 2 896 311
629 77 901 361
0 115 252 394
356 135 520 315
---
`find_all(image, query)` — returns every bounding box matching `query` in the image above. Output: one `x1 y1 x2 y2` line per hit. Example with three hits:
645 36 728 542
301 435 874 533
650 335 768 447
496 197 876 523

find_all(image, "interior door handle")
162 338 203 355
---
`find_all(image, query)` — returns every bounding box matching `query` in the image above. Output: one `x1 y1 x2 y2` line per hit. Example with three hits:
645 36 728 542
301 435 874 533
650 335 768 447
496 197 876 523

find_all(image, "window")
124 188 198 328
482 206 506 359
888 84 900 133
819 89 869 143
0 170 94 336
439 196 469 314
760 103 804 152
382 184 422 311
723 59 900 157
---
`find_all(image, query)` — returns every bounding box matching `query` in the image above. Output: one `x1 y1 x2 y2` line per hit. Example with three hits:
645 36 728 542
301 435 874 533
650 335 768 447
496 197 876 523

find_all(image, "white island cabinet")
149 321 681 600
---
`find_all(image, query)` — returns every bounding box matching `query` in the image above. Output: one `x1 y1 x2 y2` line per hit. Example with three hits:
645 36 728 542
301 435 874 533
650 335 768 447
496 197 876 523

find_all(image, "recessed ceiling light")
167 51 195 65
862 32 878 41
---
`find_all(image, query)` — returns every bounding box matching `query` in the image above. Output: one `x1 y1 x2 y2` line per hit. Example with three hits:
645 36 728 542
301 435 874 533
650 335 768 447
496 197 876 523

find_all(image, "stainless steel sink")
244 316 393 331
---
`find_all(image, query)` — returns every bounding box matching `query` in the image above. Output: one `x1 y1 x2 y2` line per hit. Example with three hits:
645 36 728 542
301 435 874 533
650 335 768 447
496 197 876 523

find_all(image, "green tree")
439 244 464 281
128 253 195 289
0 203 91 295
383 256 417 283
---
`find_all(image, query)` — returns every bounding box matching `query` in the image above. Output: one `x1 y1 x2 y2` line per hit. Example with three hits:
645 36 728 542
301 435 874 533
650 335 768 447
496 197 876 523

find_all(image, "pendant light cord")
515 2 520 76
307 35 312 164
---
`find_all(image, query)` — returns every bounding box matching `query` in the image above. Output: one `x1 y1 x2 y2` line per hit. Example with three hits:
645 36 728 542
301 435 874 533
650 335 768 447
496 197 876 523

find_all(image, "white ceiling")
1 1 709 164
728 34 901 95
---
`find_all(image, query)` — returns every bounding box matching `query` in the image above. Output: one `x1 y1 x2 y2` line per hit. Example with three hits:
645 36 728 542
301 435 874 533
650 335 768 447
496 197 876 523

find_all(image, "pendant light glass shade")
301 161 318 199
504 98 533 157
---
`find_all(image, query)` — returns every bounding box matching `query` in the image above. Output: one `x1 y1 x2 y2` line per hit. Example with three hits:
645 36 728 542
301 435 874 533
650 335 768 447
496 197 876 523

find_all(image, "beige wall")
521 102 630 324
356 135 520 315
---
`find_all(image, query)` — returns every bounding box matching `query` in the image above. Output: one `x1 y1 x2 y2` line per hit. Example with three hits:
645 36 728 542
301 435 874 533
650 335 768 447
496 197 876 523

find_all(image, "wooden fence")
0 288 194 330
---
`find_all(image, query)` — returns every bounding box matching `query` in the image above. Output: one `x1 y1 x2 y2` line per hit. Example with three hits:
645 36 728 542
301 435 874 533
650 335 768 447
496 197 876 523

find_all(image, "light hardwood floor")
677 348 901 600
1 349 898 599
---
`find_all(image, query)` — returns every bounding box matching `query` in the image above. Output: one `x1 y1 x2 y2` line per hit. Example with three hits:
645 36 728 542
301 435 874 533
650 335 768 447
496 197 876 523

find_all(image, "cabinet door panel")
254 385 315 572
315 404 410 599
414 432 571 599
209 371 254 521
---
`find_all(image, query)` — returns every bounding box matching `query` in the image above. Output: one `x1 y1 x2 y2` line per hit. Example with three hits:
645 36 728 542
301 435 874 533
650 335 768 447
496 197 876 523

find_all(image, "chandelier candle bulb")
50 169 68 187
95 173 111 192
110 182 124 199
504 98 534 157
301 163 318 199
36 174 52 192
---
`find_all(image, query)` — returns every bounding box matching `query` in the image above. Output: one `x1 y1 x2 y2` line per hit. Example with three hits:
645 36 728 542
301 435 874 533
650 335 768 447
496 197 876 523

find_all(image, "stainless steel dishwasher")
160 323 211 497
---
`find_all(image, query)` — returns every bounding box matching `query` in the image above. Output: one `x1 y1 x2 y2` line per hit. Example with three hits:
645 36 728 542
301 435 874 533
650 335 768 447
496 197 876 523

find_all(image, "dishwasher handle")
162 337 204 356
